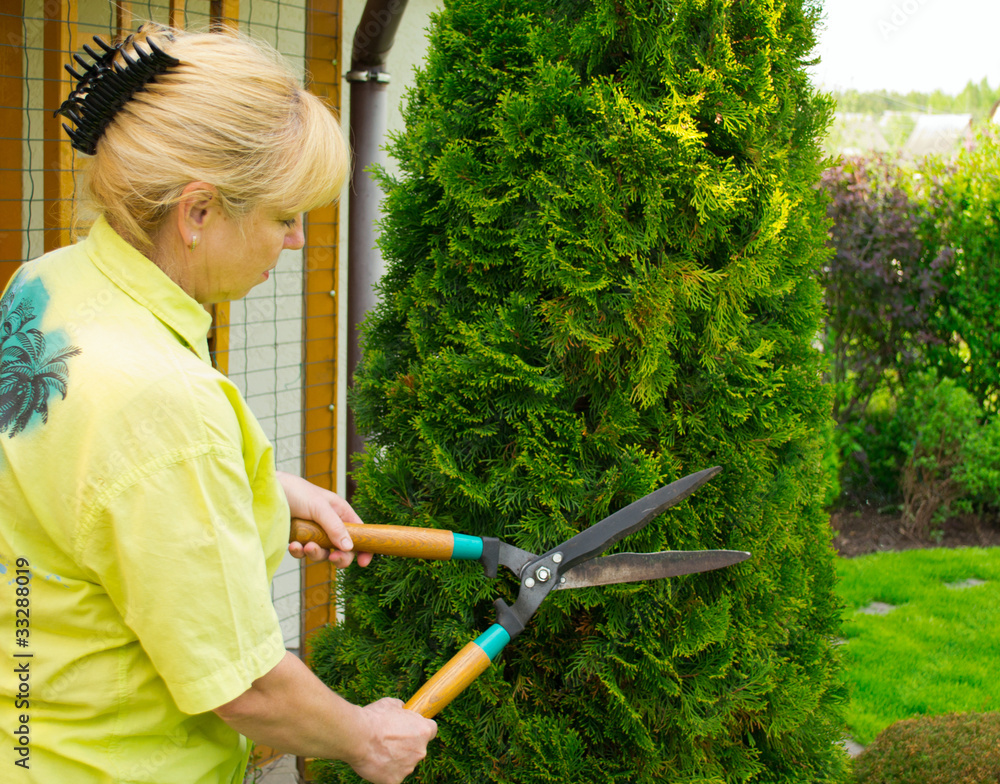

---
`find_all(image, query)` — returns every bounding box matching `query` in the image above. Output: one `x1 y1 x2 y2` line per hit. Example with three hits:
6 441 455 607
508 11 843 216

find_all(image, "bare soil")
831 505 1000 558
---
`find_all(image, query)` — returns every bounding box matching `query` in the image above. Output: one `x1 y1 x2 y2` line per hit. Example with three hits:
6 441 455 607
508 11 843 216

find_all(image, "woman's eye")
281 217 299 229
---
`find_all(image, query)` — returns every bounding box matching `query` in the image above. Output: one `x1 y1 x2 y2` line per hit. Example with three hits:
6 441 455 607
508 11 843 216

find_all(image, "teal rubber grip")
474 624 511 661
451 533 484 560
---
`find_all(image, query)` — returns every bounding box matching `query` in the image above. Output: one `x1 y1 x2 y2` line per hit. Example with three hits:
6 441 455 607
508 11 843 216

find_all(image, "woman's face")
190 206 305 304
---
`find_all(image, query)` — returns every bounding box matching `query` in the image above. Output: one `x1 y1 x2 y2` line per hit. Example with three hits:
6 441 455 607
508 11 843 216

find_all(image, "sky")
807 0 1000 95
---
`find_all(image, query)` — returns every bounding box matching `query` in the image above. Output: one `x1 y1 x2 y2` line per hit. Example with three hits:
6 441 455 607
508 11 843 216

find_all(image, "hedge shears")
290 466 749 718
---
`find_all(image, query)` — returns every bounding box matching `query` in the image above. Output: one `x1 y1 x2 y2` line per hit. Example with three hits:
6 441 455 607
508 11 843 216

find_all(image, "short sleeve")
78 443 287 715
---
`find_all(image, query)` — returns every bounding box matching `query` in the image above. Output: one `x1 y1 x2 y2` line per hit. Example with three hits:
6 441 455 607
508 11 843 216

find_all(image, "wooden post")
168 0 187 28
115 2 133 36
0 10 22 286
210 0 239 30
299 1 342 779
43 2 78 253
301 0 342 654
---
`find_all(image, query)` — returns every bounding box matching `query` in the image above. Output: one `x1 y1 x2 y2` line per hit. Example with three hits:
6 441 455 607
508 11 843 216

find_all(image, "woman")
0 23 435 784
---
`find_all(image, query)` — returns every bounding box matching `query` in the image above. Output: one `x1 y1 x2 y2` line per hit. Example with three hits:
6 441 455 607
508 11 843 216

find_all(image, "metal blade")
488 467 724 642
548 466 722 572
555 549 750 589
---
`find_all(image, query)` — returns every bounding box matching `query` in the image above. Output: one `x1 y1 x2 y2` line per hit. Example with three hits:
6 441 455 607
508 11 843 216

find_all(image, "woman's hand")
351 698 437 784
214 653 436 783
277 472 373 568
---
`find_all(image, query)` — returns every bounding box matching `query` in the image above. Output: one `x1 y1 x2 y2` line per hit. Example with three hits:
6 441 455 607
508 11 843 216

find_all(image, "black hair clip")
54 33 180 155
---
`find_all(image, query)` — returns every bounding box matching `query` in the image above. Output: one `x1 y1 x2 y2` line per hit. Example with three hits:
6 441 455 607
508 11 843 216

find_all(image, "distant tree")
819 132 1000 503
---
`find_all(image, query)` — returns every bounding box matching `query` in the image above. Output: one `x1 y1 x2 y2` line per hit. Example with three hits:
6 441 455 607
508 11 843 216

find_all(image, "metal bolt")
535 566 551 583
328 404 335 412
552 552 563 564
524 577 536 589
559 577 566 585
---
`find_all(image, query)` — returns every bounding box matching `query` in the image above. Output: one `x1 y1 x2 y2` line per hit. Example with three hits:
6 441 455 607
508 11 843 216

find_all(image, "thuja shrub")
852 713 1000 784
311 1 848 781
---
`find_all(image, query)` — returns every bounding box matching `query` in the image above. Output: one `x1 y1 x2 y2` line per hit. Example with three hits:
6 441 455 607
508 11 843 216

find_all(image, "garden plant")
851 712 1000 784
919 130 1000 416
820 132 1000 511
311 0 848 781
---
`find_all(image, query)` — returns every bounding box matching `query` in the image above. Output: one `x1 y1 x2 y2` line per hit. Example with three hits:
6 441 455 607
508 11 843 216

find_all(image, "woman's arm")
267 473 431 780
214 652 436 784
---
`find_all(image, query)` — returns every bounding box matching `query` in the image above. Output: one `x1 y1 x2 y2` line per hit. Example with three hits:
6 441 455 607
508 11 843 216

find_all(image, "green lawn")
835 547 1000 745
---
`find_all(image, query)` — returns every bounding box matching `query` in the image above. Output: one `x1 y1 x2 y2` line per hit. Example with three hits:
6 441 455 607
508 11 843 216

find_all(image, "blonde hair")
79 24 348 253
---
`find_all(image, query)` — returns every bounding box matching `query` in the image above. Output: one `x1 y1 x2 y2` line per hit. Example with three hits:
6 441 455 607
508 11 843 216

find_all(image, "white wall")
335 0 442 487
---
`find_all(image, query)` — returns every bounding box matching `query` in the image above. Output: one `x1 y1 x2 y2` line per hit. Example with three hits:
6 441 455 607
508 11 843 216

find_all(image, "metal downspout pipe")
346 0 409 497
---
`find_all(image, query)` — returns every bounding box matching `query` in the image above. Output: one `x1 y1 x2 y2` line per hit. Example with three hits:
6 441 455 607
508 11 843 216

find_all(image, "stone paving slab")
944 577 987 590
858 601 896 615
247 755 301 783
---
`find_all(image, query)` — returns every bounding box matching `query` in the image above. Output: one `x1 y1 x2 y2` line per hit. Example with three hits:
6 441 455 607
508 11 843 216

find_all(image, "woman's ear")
175 182 218 249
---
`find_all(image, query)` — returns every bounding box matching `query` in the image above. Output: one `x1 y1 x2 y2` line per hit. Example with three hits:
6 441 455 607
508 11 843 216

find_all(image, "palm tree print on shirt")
0 275 82 438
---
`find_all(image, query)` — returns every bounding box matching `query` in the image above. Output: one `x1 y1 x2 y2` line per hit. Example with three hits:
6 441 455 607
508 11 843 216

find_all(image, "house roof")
902 113 973 158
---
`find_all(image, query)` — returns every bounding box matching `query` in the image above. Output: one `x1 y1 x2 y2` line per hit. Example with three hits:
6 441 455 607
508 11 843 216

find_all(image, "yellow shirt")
0 216 290 783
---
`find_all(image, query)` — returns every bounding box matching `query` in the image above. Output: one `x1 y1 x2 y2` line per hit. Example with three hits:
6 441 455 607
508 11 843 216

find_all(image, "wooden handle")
290 520 502 717
403 641 492 718
290 518 456 559
402 625 510 718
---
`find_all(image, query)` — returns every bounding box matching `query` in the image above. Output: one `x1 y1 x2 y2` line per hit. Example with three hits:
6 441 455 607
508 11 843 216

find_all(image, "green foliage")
952 422 1000 508
896 372 981 534
838 389 905 505
851 713 1000 784
831 370 1000 523
312 0 847 781
891 371 1000 534
920 129 1000 415
820 416 844 508
836 549 1000 746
